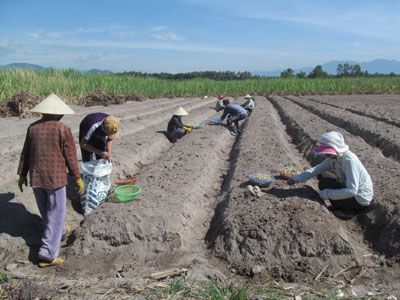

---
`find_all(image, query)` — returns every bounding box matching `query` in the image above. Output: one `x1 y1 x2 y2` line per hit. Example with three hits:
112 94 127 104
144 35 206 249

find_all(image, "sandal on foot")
39 256 65 268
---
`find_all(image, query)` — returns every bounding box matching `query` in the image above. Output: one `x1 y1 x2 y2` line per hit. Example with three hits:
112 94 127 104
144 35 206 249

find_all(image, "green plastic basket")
114 185 141 202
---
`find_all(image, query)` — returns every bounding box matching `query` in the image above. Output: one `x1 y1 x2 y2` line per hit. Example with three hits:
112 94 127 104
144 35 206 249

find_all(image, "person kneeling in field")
167 107 193 143
241 95 255 115
287 131 373 220
220 99 248 135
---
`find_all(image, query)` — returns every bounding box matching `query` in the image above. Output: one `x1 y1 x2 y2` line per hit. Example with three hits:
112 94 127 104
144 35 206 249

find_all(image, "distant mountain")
0 63 112 74
85 69 113 74
253 59 400 77
0 63 46 71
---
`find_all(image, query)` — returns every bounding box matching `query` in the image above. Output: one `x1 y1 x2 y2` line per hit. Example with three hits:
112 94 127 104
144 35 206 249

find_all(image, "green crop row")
1 69 399 103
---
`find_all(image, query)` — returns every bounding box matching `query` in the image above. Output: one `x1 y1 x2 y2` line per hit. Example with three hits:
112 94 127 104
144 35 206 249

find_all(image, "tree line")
280 63 399 79
115 64 398 80
117 70 253 80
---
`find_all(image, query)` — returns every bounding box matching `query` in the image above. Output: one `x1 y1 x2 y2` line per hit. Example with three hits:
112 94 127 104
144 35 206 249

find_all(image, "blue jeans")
227 113 247 126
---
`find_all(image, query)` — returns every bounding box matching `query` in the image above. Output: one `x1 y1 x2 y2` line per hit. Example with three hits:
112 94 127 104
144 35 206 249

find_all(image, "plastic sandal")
39 256 65 268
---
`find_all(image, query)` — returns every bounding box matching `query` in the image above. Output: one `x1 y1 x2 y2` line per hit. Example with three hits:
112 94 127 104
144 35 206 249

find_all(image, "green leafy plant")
0 273 13 281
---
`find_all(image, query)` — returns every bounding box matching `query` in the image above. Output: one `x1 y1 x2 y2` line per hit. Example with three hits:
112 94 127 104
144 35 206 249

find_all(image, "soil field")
1 94 400 298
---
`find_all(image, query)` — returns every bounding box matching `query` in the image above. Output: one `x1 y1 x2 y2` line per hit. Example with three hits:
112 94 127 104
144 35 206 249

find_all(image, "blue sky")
1 0 399 73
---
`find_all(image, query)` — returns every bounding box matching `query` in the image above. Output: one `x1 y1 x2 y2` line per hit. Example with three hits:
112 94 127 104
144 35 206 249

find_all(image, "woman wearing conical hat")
166 107 193 143
17 94 84 267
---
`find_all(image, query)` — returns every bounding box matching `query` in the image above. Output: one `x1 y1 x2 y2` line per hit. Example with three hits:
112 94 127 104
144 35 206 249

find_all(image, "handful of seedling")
252 174 273 181
280 167 301 179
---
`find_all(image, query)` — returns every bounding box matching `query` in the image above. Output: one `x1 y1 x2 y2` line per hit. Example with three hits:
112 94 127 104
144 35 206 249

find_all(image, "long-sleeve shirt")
167 115 185 133
18 119 81 189
242 99 255 110
221 103 247 121
291 150 373 206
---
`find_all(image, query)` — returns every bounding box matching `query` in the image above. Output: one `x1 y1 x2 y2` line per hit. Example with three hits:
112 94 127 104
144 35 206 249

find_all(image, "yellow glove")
76 178 84 195
183 126 192 132
18 176 28 192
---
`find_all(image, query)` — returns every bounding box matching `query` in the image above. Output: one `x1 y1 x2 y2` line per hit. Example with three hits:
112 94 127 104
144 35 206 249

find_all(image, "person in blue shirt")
220 99 248 135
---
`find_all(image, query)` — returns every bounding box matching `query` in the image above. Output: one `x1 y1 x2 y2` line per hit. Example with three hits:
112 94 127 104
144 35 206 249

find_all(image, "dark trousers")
318 177 368 214
227 113 247 128
167 128 186 143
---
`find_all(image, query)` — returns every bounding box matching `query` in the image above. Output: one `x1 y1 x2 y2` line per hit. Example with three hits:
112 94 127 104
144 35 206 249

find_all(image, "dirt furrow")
45 103 239 281
285 96 400 162
299 94 400 125
301 96 400 128
270 96 400 266
2 95 400 298
207 97 381 285
0 97 217 187
111 98 222 180
116 96 216 138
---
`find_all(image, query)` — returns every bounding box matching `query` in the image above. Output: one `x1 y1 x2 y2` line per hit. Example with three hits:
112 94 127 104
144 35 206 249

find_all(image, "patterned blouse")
18 119 81 189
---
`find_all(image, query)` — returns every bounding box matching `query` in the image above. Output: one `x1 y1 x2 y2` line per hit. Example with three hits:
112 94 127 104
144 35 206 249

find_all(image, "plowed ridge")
1 95 399 296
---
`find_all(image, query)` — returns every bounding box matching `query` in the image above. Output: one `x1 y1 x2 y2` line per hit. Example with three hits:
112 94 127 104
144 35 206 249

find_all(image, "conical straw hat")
30 93 75 115
173 107 188 116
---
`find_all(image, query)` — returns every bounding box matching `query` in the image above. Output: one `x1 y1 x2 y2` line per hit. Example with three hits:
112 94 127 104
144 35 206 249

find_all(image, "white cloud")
25 31 42 39
184 0 400 41
151 26 168 31
112 31 137 39
47 32 64 39
153 32 185 41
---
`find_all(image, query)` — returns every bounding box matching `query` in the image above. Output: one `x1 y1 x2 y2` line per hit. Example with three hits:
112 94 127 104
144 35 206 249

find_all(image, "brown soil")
1 93 400 298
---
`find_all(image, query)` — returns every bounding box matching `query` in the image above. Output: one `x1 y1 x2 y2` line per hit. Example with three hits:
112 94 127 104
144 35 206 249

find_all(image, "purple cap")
313 143 337 155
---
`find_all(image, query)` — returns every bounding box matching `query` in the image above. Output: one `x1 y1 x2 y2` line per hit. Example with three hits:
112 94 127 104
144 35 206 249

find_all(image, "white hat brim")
174 107 188 116
30 93 75 115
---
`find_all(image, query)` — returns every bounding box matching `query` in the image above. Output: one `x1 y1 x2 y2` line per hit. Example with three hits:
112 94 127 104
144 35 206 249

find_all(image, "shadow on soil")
0 192 41 262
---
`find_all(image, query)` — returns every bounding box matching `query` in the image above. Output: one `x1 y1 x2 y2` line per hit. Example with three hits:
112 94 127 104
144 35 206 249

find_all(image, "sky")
1 0 400 73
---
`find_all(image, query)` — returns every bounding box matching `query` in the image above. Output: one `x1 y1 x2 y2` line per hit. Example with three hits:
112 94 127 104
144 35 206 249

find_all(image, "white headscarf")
319 131 349 155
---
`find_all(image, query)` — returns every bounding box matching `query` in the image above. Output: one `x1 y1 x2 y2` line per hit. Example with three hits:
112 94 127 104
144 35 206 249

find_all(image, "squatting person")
167 107 193 143
288 131 373 219
220 99 248 135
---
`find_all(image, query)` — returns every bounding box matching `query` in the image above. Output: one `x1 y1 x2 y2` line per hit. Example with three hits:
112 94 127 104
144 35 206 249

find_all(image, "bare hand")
100 151 111 160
